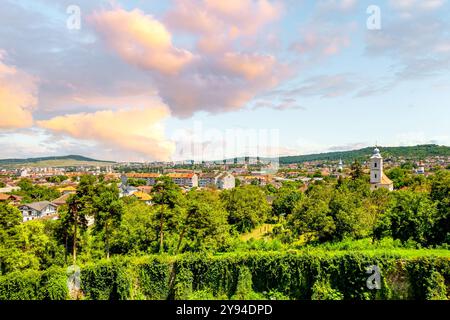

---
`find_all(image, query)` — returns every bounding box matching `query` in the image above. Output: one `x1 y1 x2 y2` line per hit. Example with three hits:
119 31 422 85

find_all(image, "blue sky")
0 0 449 162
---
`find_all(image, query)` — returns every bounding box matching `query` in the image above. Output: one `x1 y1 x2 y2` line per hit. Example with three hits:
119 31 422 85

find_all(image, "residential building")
126 173 161 186
19 201 58 222
217 173 235 190
198 172 221 188
167 173 198 188
0 193 22 205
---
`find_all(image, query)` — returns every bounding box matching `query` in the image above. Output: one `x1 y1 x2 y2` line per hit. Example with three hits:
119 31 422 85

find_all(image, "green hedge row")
1 252 449 300
0 266 68 300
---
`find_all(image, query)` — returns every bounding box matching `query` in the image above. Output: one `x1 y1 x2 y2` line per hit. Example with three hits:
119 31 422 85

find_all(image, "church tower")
370 147 394 191
370 147 382 184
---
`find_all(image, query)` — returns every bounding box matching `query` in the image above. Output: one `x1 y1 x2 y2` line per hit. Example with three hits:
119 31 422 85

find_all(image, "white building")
19 201 58 222
370 147 394 191
217 173 235 190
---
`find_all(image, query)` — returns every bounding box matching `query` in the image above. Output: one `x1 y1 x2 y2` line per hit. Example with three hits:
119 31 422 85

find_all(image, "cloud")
90 8 193 75
291 20 355 60
0 52 38 129
37 106 175 161
165 0 283 48
277 74 359 99
389 0 446 11
90 7 287 117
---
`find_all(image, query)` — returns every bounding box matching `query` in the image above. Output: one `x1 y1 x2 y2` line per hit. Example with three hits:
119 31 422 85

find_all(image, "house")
0 193 22 205
167 173 198 188
52 193 72 207
137 185 153 193
19 201 58 222
217 173 235 190
57 186 77 195
0 185 21 193
132 191 152 205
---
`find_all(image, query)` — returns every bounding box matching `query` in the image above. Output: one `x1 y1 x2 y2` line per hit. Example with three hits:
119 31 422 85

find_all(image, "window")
375 174 377 179
374 162 377 168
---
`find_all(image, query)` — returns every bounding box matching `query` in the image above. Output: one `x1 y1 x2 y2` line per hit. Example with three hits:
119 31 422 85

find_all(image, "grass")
240 224 275 241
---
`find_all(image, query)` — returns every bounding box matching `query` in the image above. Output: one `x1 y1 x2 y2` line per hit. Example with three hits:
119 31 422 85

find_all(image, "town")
1 145 449 223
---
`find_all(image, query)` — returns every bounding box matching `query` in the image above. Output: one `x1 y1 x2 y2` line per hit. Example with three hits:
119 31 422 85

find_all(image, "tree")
429 171 450 244
272 184 303 217
221 185 270 233
110 201 158 254
350 160 363 180
92 183 124 259
62 175 96 264
176 190 229 253
151 176 185 253
289 184 335 242
385 191 438 245
0 204 22 245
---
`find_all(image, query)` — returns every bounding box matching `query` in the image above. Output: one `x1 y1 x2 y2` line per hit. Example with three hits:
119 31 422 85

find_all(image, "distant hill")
279 144 450 164
0 155 115 167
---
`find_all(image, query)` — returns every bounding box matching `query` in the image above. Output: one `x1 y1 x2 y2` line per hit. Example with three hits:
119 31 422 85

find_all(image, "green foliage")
272 184 303 217
127 178 147 187
81 258 131 300
14 178 60 203
383 191 438 245
311 279 344 300
221 185 271 233
46 175 69 184
280 144 450 164
0 267 67 300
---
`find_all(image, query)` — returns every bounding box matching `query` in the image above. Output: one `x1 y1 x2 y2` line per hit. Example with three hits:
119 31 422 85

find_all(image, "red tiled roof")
126 173 161 179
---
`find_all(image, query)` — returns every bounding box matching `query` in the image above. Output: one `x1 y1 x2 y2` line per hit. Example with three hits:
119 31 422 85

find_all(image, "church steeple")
370 146 394 191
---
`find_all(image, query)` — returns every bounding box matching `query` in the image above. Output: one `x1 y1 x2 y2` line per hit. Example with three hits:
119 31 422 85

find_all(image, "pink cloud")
165 0 283 52
37 106 175 161
90 8 193 75
0 53 38 129
90 7 287 117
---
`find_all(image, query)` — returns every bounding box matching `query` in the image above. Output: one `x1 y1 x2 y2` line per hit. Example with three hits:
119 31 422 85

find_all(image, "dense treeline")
0 169 449 299
280 144 450 164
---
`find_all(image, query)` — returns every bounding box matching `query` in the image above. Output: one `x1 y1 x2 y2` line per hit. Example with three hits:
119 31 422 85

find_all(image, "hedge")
0 252 449 300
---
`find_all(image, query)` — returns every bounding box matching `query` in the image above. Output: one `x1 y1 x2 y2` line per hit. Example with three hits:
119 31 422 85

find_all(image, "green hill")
0 155 115 167
279 144 450 164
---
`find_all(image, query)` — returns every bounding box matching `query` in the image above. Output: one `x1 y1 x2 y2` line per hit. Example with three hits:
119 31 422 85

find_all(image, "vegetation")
280 144 450 164
0 169 449 300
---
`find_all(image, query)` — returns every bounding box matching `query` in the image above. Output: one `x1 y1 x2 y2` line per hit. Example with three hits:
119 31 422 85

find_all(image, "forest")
0 168 449 300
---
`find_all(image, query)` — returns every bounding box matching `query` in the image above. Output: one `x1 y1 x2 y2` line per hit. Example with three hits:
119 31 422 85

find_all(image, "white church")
370 147 394 191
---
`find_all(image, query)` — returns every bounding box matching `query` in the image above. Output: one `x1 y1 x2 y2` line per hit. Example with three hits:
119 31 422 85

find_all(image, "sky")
0 0 449 162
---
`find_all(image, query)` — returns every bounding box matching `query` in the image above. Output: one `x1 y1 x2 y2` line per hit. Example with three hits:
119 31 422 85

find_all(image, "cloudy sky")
0 0 449 162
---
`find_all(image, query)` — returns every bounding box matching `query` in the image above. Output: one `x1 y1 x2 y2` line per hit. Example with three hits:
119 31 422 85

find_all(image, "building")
19 201 58 222
0 193 22 205
338 159 343 171
217 173 235 190
198 172 236 190
198 172 221 188
132 191 152 205
52 193 72 207
167 173 198 188
57 186 77 195
126 173 161 186
370 147 394 191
